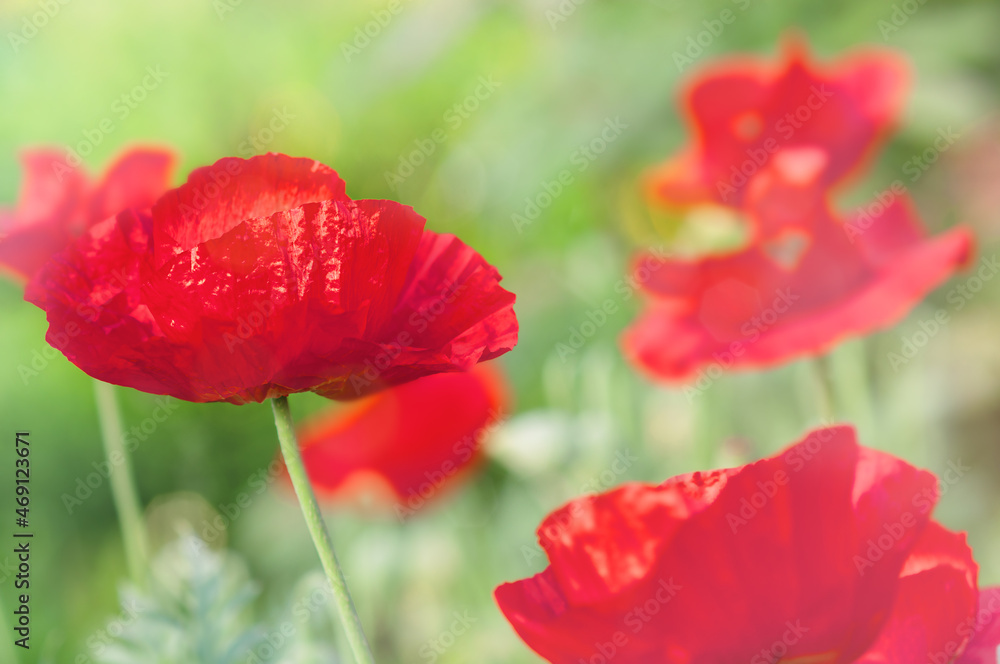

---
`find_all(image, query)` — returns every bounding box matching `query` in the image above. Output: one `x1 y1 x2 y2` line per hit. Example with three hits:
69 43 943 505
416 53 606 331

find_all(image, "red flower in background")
496 426 995 664
646 39 908 208
623 149 973 382
0 147 175 282
27 153 518 404
293 362 509 516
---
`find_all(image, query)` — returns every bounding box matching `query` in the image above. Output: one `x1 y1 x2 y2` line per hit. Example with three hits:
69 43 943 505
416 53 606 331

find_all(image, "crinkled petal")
28 157 518 404
496 427 938 663
151 152 348 267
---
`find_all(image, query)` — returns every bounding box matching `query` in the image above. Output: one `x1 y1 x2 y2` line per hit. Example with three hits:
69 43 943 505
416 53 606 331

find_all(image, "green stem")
0 588 21 664
271 396 375 664
811 355 837 424
92 380 148 585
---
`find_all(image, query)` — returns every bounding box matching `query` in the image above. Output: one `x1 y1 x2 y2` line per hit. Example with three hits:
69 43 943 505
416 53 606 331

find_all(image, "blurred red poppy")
0 147 175 282
647 39 908 208
496 426 992 664
623 150 973 383
293 362 509 517
26 153 518 404
955 588 1000 664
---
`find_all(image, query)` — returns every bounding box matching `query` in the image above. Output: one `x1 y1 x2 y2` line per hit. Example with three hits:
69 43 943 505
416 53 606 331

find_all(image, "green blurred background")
1 0 1000 661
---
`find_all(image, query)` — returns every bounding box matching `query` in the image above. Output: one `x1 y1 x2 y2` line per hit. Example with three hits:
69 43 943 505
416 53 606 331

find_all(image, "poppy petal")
296 363 508 512
648 40 908 208
28 154 517 404
496 427 947 663
855 521 978 663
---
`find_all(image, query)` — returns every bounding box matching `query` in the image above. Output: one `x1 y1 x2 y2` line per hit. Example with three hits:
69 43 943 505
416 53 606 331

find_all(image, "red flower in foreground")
623 149 973 383
0 147 175 282
496 426 996 664
27 153 518 404
294 362 509 517
647 39 908 208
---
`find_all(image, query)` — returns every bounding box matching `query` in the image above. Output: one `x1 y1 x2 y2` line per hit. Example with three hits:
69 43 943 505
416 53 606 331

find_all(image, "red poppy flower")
293 362 509 516
495 425 990 663
623 149 973 383
647 39 908 208
0 147 175 282
955 588 1000 664
26 153 518 404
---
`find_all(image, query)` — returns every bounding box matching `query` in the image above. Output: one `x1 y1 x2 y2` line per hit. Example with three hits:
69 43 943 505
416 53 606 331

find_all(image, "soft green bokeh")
1 0 999 662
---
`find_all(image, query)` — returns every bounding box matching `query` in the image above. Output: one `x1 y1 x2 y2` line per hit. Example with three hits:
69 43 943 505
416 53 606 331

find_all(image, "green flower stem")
811 355 837 424
92 380 148 585
271 396 375 664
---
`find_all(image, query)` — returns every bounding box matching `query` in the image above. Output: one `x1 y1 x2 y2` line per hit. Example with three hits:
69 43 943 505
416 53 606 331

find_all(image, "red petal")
624 169 973 382
88 147 176 227
296 363 509 512
855 521 978 663
151 153 348 267
496 426 939 663
0 150 86 281
29 161 518 404
956 588 1000 664
3 147 176 283
648 39 908 208
312 231 518 399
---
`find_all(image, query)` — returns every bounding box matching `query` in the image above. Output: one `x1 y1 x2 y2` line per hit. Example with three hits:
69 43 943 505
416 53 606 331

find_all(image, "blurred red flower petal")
0 147 175 282
647 39 908 208
294 362 509 514
27 153 518 404
954 588 1000 664
495 426 979 664
623 154 973 382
